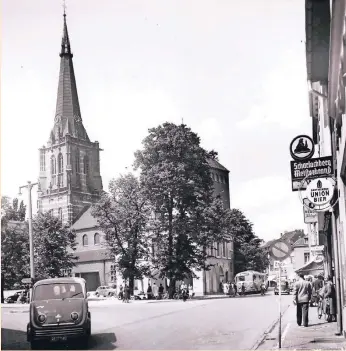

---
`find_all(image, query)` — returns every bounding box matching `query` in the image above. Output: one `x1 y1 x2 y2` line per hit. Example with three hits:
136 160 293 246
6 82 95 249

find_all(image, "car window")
33 283 84 301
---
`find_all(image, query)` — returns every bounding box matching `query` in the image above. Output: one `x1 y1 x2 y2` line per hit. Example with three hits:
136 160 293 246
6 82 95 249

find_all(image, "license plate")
50 336 67 342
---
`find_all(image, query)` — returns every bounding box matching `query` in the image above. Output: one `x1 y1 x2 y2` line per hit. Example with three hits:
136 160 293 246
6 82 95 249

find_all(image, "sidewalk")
259 303 346 350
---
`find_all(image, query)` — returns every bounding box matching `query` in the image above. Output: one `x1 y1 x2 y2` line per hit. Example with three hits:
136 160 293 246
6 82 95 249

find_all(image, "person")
241 282 246 296
323 276 337 322
312 275 324 307
119 284 124 300
188 284 194 298
147 284 152 300
123 284 130 303
158 284 164 299
293 273 312 327
260 281 266 295
152 283 159 299
180 282 188 301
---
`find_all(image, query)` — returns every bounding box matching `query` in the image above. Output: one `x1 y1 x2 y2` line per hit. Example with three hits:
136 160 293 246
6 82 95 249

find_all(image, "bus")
235 270 268 294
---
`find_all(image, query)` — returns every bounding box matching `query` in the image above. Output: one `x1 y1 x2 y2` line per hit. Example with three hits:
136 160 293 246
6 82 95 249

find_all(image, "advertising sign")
306 178 335 205
289 135 315 161
290 156 333 191
303 198 318 223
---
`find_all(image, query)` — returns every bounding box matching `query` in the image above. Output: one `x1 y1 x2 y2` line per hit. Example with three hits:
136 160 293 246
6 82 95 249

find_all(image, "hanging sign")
290 156 333 191
290 135 315 161
306 178 335 206
303 198 318 223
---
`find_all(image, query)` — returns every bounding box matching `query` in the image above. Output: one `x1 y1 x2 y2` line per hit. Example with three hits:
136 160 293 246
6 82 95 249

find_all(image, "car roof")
33 277 86 287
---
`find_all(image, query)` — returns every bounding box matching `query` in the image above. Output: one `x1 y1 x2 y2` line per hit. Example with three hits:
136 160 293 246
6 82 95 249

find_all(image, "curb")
251 304 291 350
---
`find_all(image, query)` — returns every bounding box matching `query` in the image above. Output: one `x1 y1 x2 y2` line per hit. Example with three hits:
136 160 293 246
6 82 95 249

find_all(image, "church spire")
50 11 89 144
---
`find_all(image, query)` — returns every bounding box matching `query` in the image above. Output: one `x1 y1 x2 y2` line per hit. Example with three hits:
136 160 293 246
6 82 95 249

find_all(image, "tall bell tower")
37 12 103 224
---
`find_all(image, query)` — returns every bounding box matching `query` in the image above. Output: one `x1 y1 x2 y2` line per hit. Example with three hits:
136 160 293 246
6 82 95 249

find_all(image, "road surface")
1 292 291 350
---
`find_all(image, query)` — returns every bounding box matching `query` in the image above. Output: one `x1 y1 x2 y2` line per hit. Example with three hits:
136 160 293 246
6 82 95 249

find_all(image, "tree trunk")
168 277 176 299
129 275 135 296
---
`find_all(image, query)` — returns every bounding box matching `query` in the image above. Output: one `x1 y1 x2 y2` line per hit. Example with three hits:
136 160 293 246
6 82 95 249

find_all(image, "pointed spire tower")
38 11 103 224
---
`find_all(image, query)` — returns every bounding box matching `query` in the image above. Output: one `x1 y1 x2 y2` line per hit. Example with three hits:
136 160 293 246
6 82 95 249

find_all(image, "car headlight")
38 313 46 323
71 312 79 321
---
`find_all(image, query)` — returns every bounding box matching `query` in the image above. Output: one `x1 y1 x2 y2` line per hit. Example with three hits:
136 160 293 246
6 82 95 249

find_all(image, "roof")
72 205 98 230
34 277 86 287
49 13 89 144
75 249 111 263
263 230 305 249
207 158 229 172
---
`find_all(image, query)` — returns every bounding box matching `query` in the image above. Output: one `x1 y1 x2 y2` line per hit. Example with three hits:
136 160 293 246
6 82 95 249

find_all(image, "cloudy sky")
2 0 311 241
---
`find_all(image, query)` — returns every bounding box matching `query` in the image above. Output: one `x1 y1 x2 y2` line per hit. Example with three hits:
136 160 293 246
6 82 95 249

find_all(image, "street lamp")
19 181 38 280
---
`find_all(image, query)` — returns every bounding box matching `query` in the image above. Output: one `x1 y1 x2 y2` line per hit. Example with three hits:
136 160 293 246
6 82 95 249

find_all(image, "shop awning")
295 258 324 275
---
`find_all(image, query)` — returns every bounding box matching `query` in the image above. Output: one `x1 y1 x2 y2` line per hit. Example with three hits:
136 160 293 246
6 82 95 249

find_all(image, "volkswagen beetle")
26 277 91 349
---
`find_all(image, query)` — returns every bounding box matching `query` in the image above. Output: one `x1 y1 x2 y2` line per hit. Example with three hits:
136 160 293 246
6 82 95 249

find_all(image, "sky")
2 0 312 242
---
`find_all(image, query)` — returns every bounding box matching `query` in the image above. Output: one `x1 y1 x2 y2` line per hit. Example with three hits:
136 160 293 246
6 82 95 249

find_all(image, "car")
96 284 117 297
274 281 291 295
26 277 91 350
5 290 25 303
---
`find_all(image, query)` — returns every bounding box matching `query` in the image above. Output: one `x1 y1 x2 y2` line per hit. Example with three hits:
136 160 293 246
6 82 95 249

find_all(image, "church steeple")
50 12 89 145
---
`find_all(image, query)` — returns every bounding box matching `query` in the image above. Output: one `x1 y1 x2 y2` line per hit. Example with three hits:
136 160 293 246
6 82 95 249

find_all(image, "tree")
134 123 233 297
32 212 78 279
230 208 269 273
92 174 151 295
1 221 30 289
1 196 26 221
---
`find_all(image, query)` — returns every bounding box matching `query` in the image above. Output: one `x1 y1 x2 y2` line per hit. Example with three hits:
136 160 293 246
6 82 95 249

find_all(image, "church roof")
72 205 98 230
50 13 89 144
207 158 229 172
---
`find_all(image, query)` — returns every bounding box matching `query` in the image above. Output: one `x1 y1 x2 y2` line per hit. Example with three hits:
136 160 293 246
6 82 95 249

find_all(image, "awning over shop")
295 258 324 276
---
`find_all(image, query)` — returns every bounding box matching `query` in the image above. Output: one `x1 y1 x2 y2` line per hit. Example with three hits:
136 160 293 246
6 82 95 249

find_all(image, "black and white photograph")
1 0 346 350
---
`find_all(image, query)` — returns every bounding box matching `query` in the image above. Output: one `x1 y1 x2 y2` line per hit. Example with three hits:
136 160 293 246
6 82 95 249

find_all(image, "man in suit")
293 273 312 327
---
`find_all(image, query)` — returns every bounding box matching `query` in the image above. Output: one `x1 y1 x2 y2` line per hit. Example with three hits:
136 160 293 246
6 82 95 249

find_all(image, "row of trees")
1 123 269 294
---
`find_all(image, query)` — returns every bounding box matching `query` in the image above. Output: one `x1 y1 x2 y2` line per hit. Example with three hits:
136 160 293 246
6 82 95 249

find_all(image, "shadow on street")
1 328 117 350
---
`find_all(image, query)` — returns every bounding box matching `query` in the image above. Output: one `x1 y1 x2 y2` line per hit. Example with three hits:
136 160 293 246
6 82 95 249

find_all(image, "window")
51 155 56 175
304 237 309 245
94 233 100 245
84 155 89 174
223 242 227 257
40 150 46 171
216 242 220 257
58 153 64 173
82 234 88 246
58 208 63 222
75 149 80 173
210 244 214 257
110 265 116 283
304 252 310 264
62 268 72 277
216 175 220 182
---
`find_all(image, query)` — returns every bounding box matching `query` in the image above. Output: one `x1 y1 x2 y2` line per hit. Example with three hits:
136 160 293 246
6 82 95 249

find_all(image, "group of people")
118 284 131 303
293 273 336 328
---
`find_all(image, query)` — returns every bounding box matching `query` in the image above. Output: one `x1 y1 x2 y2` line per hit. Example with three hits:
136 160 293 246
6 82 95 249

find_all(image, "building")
37 12 103 224
305 0 346 336
37 13 233 295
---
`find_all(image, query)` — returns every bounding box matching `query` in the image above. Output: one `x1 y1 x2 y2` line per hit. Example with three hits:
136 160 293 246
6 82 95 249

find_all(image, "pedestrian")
123 284 130 303
158 283 164 299
119 284 124 300
241 282 245 296
188 284 195 298
323 276 337 322
153 282 159 299
293 273 312 327
147 283 152 300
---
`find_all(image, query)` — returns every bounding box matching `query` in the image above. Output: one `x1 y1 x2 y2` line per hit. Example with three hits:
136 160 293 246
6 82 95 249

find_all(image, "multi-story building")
37 13 233 295
305 0 346 336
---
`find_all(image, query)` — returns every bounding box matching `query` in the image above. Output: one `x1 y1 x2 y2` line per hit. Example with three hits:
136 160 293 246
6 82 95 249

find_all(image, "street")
1 292 291 350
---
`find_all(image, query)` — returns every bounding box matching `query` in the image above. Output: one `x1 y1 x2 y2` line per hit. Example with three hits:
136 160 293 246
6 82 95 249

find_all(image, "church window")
94 233 100 245
40 150 45 171
58 208 63 222
58 153 64 173
82 234 88 246
51 155 56 175
84 155 89 174
75 149 80 173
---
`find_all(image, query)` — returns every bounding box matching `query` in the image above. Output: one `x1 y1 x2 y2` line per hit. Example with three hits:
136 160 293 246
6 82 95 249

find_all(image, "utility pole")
19 181 38 280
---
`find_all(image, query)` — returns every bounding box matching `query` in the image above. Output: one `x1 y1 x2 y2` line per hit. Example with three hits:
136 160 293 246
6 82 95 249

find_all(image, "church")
37 13 234 296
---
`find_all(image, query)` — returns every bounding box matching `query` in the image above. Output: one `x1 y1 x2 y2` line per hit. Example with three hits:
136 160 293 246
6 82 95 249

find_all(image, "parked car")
5 290 25 303
26 277 91 350
274 280 291 295
95 285 117 297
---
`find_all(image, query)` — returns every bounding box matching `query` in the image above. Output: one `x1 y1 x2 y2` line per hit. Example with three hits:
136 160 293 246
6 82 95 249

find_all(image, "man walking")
293 273 312 327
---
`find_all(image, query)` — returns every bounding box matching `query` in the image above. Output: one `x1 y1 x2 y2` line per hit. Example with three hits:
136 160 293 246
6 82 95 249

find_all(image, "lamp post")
19 181 38 280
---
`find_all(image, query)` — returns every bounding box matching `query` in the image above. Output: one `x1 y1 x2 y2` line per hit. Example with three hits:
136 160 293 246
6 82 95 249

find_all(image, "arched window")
84 155 89 174
51 155 56 175
75 149 80 173
94 233 100 245
82 234 88 246
58 208 63 222
58 153 63 173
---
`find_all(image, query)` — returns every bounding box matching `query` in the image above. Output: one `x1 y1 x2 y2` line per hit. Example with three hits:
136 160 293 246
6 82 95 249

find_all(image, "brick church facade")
38 13 233 295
